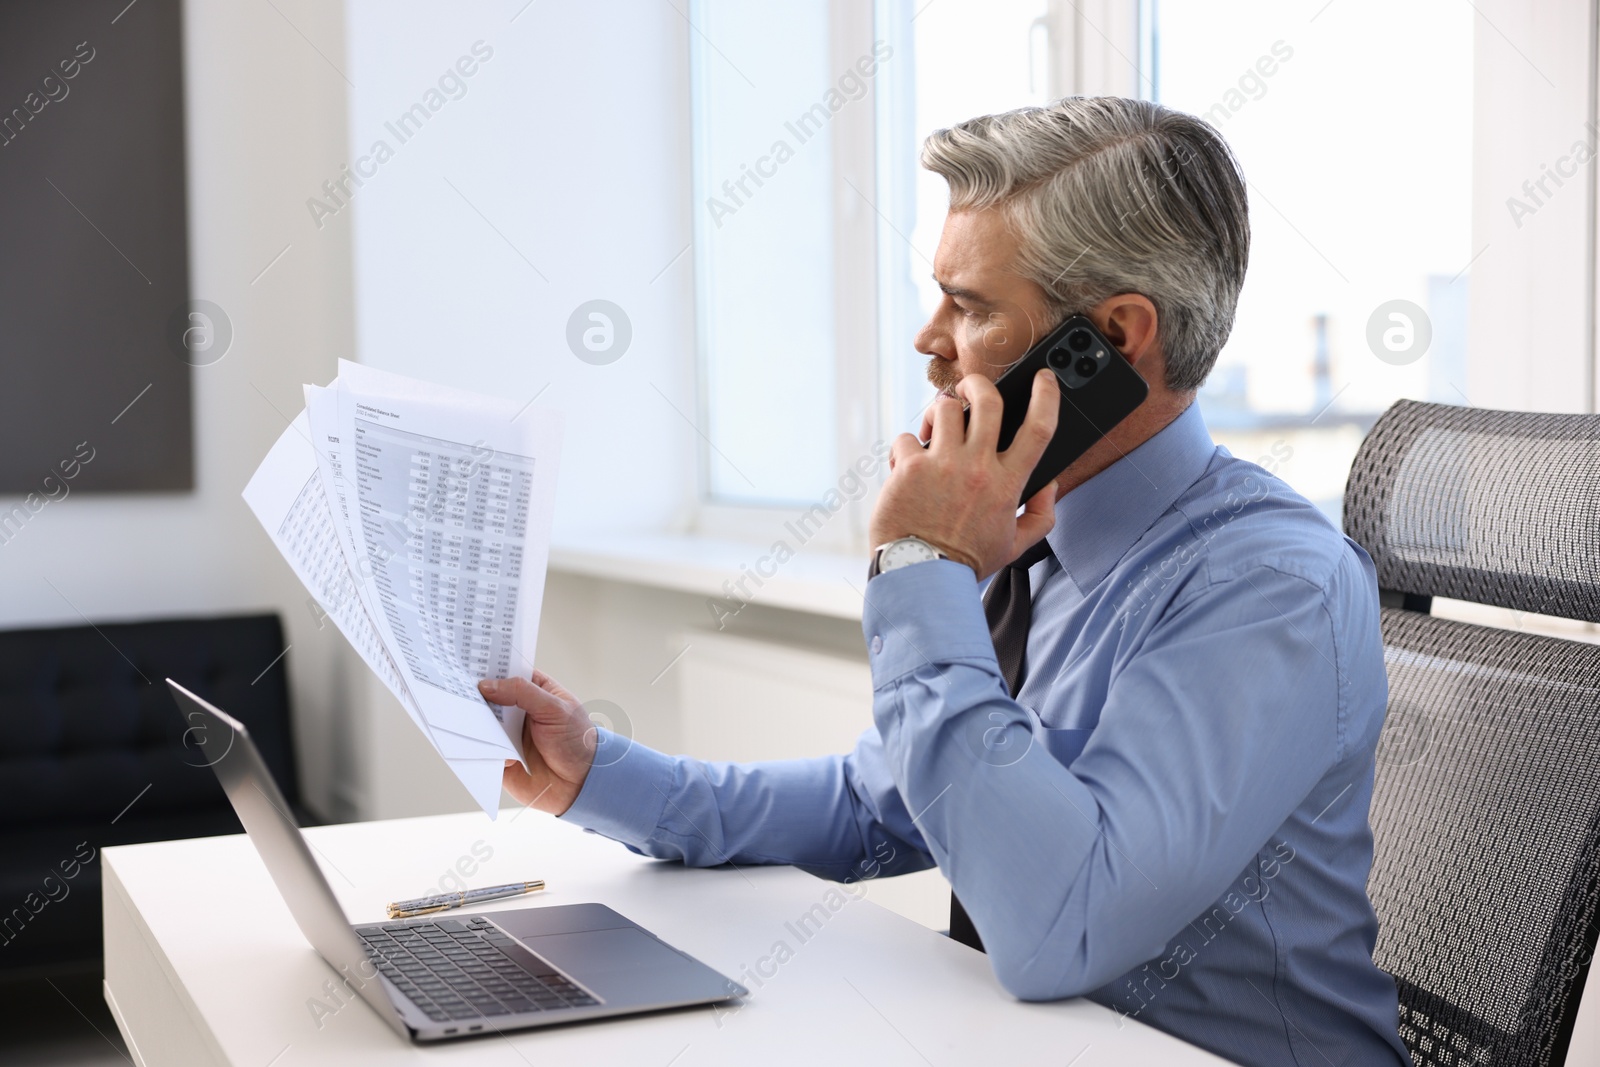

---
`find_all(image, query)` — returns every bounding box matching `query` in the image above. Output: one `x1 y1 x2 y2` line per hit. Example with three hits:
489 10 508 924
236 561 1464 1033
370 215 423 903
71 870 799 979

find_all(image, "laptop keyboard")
357 916 600 1022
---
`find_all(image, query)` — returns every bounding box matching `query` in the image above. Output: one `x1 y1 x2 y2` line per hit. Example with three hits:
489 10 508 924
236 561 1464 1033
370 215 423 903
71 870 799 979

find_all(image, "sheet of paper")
334 360 562 765
242 411 516 811
242 411 421 721
303 385 380 647
453 758 512 818
303 384 511 762
243 362 564 818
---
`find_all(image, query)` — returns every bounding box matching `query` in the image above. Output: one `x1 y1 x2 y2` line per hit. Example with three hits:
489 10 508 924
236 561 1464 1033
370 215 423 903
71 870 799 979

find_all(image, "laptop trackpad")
526 928 724 1002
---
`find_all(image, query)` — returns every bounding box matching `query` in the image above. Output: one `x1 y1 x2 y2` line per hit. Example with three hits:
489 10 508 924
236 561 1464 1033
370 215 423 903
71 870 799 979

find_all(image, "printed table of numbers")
354 418 535 700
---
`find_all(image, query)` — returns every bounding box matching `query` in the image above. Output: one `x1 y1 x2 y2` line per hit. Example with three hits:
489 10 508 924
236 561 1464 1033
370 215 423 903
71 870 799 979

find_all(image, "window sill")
548 533 866 621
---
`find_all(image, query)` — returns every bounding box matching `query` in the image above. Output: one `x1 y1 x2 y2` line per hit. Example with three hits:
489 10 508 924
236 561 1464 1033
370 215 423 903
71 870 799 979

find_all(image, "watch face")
882 538 939 571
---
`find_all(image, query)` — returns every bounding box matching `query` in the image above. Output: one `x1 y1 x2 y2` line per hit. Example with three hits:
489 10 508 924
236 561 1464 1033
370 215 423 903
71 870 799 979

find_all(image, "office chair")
1344 399 1600 1067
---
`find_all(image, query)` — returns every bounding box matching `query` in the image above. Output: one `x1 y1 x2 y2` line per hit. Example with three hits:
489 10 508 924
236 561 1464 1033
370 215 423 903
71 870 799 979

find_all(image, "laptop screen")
166 679 409 1038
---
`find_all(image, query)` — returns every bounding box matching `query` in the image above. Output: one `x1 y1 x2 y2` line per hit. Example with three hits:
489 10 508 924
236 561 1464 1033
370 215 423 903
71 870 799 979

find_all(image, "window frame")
685 0 881 554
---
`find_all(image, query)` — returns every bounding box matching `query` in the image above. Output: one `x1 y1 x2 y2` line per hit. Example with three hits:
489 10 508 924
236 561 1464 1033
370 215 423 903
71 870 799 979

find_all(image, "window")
688 0 1592 543
689 0 839 506
875 0 1055 442
689 0 1053 530
1150 0 1476 518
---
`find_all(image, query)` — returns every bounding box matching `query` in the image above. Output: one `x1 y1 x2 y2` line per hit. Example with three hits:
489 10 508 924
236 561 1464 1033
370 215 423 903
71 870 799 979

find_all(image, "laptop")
166 679 745 1041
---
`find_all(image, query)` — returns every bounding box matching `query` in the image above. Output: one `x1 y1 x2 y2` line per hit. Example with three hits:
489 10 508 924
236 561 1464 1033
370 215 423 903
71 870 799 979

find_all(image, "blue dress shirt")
561 402 1410 1067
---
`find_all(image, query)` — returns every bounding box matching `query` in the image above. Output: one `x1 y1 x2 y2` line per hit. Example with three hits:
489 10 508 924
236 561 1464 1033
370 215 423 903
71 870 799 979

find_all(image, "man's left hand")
870 369 1060 581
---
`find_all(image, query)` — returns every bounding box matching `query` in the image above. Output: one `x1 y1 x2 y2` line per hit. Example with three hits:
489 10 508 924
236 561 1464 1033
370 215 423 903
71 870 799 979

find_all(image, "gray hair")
921 96 1250 392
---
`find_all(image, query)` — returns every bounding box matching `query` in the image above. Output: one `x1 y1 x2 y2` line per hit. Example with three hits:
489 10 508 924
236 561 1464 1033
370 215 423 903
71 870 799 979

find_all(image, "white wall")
341 0 699 543
679 629 874 761
0 0 361 819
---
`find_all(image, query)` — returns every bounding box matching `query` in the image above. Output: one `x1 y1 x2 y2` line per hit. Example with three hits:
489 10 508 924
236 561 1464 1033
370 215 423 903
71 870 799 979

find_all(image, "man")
481 97 1410 1066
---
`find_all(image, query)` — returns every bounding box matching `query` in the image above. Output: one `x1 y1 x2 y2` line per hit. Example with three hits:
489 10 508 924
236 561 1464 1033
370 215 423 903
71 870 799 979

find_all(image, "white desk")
103 810 1233 1065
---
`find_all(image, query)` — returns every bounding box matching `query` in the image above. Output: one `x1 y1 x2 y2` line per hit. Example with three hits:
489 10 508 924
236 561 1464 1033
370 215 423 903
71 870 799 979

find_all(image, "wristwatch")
868 536 949 580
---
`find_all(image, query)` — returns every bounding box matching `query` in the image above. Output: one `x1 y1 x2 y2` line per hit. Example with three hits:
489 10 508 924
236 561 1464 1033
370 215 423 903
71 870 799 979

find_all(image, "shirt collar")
1045 401 1216 593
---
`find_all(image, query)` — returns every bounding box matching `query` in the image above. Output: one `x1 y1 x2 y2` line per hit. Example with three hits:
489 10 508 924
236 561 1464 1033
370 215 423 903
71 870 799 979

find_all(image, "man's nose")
914 318 953 360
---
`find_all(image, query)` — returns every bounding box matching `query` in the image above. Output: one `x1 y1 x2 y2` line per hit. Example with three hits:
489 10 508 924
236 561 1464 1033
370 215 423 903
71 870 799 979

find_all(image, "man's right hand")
480 671 596 816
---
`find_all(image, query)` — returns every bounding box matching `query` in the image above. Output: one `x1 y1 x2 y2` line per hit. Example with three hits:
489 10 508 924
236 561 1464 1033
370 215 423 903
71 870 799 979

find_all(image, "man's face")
915 207 1059 396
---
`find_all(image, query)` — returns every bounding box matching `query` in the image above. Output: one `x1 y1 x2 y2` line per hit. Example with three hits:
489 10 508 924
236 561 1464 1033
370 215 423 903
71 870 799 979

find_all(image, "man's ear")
1087 294 1162 376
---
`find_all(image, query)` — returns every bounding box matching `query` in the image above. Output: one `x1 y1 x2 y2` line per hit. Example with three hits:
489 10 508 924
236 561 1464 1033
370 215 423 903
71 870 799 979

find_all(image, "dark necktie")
948 537 1056 953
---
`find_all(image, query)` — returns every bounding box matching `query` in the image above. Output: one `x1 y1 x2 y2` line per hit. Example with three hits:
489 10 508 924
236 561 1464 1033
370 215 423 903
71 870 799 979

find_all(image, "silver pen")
386 880 546 919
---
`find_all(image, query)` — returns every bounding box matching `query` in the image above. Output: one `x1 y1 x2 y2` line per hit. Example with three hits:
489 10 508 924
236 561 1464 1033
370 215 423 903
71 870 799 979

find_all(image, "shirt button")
869 635 883 655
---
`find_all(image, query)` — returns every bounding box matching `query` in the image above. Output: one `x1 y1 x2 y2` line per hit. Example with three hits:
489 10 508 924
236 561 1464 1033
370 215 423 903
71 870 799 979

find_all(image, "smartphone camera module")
1053 341 1107 388
1050 328 1107 388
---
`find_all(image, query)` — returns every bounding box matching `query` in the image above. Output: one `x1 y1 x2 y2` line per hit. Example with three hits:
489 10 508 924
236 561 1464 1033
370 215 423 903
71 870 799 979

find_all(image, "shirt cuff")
861 558 999 685
557 727 676 847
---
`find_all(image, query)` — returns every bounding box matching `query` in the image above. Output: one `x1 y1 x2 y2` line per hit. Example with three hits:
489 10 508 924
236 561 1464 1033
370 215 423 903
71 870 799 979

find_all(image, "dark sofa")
0 613 308 973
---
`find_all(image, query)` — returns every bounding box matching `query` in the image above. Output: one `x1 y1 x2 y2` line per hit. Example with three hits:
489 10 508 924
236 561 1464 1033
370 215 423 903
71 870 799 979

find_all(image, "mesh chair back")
1345 399 1600 622
1345 400 1600 1067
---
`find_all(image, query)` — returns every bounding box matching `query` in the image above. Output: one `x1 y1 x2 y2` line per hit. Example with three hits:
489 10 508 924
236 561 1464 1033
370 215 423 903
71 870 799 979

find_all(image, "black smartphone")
990 313 1149 502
